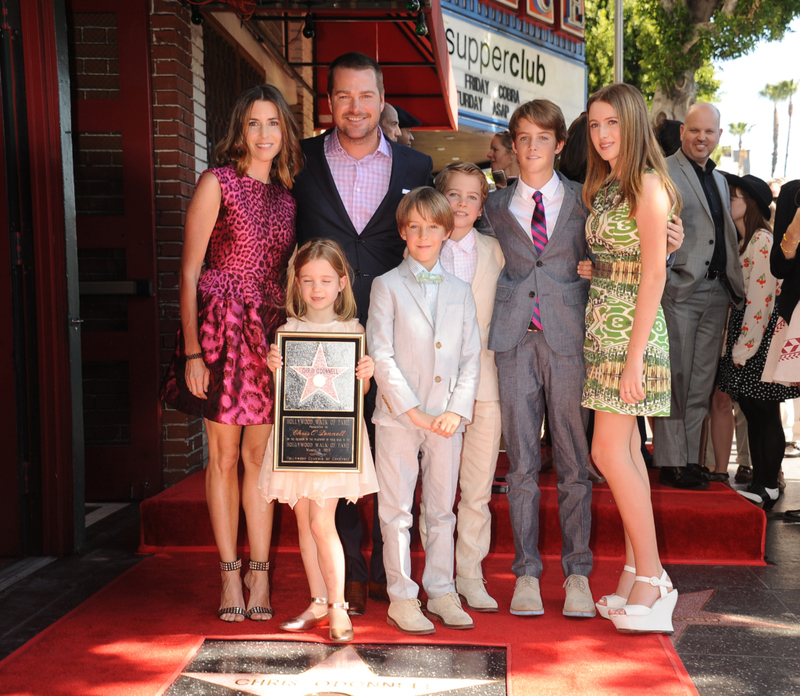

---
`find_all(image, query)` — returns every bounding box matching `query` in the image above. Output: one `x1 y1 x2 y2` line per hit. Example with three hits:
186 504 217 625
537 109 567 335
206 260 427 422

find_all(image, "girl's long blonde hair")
285 238 357 321
583 83 681 217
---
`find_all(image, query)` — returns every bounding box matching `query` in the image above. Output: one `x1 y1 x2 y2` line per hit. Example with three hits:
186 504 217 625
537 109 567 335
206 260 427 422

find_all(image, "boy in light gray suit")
477 100 596 618
367 187 481 635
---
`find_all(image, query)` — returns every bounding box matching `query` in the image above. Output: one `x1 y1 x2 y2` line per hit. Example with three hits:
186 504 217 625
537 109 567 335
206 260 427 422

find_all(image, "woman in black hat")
762 179 800 518
713 173 800 508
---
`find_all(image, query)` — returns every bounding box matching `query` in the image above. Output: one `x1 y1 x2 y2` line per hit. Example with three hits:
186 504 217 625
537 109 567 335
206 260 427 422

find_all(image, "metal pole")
614 0 623 83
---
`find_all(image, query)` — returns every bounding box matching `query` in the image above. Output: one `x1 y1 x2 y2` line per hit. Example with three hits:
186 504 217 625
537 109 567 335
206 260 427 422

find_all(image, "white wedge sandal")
609 570 677 634
595 564 635 620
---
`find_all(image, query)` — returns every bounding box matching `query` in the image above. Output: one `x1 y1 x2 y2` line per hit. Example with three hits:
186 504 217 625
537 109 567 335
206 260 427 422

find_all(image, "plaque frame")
273 331 365 473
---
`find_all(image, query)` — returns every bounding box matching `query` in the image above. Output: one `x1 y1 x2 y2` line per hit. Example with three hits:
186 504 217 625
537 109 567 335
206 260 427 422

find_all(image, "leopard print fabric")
161 165 296 425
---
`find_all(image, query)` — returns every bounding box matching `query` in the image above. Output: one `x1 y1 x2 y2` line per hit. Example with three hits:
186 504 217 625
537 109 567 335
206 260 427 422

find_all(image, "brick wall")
287 21 314 138
151 0 207 486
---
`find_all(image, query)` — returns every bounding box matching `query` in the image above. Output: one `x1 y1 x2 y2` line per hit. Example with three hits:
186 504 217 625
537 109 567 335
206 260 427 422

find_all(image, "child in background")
367 187 481 635
426 163 505 612
260 238 378 643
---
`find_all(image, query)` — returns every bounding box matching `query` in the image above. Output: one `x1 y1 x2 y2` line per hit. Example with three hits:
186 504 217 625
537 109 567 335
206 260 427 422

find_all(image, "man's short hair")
508 100 567 145
327 52 384 95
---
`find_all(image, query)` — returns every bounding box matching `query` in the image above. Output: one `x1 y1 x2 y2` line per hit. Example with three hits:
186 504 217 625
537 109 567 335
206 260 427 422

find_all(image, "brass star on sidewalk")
671 589 800 644
184 645 501 695
291 344 347 403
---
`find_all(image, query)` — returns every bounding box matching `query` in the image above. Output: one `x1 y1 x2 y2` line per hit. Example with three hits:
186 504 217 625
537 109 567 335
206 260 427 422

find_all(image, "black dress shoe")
687 463 710 482
368 580 390 603
344 581 366 616
785 509 800 520
658 466 709 490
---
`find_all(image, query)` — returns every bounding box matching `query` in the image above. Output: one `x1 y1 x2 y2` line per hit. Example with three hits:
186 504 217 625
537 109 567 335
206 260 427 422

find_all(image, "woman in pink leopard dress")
161 84 302 622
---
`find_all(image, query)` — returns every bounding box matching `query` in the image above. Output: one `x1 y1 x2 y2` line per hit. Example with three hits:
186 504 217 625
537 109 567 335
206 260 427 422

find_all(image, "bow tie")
416 270 444 285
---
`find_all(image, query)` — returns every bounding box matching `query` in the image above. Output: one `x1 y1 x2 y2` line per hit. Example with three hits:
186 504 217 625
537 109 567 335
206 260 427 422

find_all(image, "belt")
705 269 722 280
527 321 542 332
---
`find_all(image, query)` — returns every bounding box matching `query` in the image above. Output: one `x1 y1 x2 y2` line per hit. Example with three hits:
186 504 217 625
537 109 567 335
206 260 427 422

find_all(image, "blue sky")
714 16 800 182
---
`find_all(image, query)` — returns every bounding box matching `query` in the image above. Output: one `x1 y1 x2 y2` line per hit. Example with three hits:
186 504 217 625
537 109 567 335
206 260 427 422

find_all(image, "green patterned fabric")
581 181 671 416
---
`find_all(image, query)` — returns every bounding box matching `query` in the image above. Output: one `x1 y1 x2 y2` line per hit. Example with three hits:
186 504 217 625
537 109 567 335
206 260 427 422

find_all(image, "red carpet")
0 550 698 696
140 454 766 565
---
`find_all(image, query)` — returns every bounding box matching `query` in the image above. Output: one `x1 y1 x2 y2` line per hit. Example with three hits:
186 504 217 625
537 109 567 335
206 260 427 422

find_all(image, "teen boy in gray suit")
477 100 595 619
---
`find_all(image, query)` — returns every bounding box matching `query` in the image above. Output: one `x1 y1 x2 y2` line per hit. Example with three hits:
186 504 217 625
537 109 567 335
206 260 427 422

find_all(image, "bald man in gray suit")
654 103 744 489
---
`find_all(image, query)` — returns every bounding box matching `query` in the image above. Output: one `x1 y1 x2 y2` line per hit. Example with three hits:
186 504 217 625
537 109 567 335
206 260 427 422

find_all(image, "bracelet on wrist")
780 238 799 254
185 352 203 360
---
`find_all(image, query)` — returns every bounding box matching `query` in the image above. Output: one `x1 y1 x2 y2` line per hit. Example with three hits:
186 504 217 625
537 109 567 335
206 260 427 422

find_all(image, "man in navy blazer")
292 52 433 615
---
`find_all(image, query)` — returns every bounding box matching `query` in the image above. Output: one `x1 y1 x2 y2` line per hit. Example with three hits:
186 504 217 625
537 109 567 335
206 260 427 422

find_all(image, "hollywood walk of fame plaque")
165 639 507 696
273 332 364 473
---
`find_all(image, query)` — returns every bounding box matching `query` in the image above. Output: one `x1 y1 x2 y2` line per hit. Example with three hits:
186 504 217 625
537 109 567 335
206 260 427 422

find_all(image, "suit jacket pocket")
563 287 586 306
672 249 688 267
494 283 513 302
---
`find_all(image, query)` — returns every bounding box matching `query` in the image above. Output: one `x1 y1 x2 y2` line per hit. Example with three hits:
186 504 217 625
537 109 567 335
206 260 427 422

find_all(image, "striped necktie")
530 190 547 329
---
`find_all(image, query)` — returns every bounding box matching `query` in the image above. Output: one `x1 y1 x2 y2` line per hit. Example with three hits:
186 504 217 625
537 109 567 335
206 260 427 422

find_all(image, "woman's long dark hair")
215 84 303 188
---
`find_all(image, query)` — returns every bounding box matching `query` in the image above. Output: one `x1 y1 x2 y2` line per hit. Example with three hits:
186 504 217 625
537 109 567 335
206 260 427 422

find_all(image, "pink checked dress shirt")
324 128 393 234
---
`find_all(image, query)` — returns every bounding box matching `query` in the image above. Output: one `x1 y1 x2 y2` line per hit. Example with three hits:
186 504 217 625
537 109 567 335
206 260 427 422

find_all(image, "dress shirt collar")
325 127 393 161
445 228 477 254
683 148 716 175
515 170 561 202
406 255 444 279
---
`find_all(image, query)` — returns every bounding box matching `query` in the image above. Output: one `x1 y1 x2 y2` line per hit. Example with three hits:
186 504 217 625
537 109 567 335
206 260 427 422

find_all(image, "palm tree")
760 83 784 177
780 79 798 177
728 122 753 176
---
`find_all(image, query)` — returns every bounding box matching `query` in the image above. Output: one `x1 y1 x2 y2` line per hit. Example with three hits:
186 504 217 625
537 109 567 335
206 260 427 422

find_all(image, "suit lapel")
497 181 536 251
471 230 490 295
434 274 452 332
677 149 713 223
363 139 406 235
305 134 358 236
541 175 577 258
400 261 434 327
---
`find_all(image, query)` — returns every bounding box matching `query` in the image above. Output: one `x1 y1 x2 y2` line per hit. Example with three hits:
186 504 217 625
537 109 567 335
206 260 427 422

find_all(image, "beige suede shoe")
563 574 596 617
387 598 435 635
427 592 474 629
456 576 499 613
510 575 544 616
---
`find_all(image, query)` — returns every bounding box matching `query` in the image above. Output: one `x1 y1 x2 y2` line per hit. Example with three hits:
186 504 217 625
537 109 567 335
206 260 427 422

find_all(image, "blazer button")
705 260 710 266
529 291 535 298
708 239 714 245
436 342 442 349
536 260 543 267
435 376 442 383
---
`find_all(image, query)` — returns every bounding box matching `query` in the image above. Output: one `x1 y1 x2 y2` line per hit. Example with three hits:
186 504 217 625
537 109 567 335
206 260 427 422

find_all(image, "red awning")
310 0 455 130
246 0 457 130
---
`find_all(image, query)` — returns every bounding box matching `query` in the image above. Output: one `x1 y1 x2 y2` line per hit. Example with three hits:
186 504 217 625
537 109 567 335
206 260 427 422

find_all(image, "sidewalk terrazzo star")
183 645 501 695
671 589 800 644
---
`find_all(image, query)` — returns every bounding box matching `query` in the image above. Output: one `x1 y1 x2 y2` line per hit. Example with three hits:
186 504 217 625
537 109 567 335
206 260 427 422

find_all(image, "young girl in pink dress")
161 84 302 622
260 238 379 642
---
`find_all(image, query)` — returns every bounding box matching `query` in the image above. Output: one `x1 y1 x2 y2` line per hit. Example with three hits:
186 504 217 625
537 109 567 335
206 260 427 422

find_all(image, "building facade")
1 0 584 558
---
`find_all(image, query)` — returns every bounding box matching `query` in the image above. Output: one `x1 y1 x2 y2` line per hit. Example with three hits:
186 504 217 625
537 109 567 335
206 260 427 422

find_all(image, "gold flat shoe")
280 596 328 632
328 601 354 643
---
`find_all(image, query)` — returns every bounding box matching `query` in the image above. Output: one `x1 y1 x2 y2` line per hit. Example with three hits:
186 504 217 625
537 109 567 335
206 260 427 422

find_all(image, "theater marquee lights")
472 0 584 39
443 8 586 130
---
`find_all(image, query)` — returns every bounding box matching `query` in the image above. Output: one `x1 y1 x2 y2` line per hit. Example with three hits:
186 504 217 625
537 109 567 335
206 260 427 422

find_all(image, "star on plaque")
183 645 501 696
290 344 348 403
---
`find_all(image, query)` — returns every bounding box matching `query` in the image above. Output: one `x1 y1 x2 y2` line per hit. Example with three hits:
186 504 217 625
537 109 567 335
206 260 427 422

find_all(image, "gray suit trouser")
653 278 730 468
495 330 593 580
